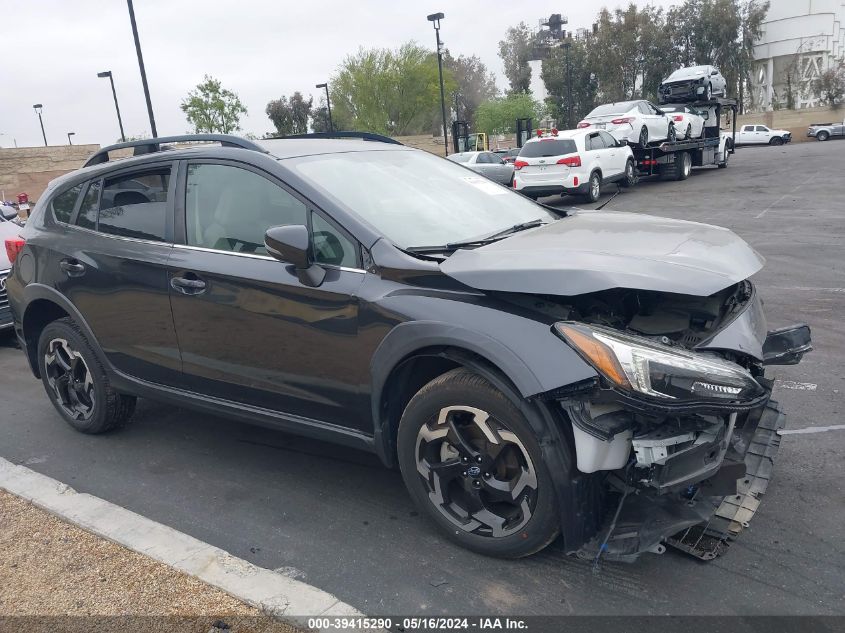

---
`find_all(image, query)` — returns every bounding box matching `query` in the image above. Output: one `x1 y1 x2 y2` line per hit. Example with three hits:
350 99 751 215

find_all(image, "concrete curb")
0 457 363 628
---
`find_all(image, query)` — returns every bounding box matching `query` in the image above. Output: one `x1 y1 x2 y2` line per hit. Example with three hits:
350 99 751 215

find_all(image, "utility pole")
565 37 573 129
427 12 449 157
126 0 158 137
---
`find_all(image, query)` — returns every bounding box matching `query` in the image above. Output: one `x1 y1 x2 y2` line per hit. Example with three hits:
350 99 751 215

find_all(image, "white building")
753 0 845 109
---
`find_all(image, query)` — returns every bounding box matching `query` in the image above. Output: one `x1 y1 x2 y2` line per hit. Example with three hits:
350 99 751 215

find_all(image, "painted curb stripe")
0 457 362 627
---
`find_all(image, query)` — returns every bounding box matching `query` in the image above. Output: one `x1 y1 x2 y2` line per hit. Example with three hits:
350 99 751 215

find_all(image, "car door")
598 131 625 175
486 153 513 184
739 125 756 144
639 102 664 141
167 159 369 431
53 162 182 385
473 152 495 180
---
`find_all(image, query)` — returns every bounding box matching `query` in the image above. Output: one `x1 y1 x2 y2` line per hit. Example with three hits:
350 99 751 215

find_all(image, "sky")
2 0 675 148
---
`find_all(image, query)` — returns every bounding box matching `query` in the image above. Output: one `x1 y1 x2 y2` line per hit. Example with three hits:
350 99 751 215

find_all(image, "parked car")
5 133 811 562
577 100 677 147
807 121 845 141
447 151 514 186
736 124 791 146
659 104 706 139
513 129 636 202
659 65 727 103
1 206 23 333
493 147 521 164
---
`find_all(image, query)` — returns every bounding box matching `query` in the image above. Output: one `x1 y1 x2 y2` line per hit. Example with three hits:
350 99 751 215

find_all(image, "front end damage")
508 281 812 561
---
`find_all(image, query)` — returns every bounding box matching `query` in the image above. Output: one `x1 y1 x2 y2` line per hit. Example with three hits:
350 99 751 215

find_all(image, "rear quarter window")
50 184 83 223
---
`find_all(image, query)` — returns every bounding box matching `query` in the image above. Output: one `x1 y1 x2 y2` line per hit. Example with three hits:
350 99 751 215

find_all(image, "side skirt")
109 370 376 454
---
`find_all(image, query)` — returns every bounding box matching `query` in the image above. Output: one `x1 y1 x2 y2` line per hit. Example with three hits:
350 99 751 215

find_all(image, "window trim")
178 158 363 269
71 178 103 228
49 182 85 226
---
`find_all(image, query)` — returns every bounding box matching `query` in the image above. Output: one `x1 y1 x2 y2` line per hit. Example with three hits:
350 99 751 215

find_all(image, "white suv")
512 129 636 202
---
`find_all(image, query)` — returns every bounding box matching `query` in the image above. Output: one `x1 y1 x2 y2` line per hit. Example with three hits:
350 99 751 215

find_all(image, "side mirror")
264 224 326 287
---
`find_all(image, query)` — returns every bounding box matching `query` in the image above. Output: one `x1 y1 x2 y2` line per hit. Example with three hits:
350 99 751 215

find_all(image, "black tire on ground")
638 126 648 148
817 131 829 141
397 368 561 558
584 171 602 203
620 159 637 188
37 317 136 434
672 151 692 181
769 136 784 146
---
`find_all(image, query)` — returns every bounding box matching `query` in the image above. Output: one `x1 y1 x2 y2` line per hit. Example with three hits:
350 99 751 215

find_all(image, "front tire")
770 136 784 146
397 369 560 558
37 318 136 434
817 131 829 141
704 83 712 100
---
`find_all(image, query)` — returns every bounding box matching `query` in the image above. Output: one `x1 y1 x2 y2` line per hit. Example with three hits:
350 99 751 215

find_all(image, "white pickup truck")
736 124 791 146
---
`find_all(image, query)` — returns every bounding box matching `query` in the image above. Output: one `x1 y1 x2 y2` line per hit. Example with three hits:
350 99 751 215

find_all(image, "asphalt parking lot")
1 139 843 616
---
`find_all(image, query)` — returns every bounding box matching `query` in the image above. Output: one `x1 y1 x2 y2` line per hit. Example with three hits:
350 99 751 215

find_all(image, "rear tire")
638 126 648 148
584 171 602 202
397 368 560 559
620 159 637 188
704 83 712 100
817 131 829 141
685 123 692 139
769 136 784 146
667 124 677 143
673 151 692 181
37 318 136 434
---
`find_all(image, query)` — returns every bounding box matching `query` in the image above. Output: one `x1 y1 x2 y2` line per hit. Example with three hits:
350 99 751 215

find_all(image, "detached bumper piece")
577 400 785 562
666 400 784 559
762 324 812 365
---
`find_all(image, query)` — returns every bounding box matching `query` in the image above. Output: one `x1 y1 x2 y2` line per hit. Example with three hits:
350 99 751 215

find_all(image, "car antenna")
595 184 622 211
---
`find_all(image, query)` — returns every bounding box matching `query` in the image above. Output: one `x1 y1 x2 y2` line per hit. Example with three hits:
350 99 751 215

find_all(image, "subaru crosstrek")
5 133 812 561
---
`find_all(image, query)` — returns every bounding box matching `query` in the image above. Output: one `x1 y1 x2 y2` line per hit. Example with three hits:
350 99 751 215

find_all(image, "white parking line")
779 424 845 436
755 174 818 219
0 457 362 627
776 380 818 391
771 286 845 293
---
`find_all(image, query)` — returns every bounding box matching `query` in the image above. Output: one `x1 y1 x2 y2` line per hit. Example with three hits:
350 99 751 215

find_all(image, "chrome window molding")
171 243 367 273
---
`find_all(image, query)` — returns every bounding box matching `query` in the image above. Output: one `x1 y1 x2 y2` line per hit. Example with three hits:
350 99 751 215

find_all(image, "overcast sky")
2 0 676 148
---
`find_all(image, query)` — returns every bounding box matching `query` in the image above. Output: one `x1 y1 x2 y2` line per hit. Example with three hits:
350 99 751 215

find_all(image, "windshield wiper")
406 219 548 254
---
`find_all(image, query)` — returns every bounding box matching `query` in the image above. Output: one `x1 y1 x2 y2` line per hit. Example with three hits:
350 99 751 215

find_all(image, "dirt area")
0 489 305 633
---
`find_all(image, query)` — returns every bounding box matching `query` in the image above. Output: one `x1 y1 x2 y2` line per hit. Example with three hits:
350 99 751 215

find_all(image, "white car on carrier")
512 128 636 202
577 101 676 148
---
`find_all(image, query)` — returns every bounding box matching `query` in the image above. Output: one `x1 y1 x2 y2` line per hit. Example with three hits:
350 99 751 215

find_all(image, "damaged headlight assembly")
553 322 765 405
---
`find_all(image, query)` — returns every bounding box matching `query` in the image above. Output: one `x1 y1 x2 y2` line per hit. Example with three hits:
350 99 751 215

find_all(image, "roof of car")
524 129 588 143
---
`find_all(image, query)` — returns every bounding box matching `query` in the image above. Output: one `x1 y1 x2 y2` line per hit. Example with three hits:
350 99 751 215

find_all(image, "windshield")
587 102 635 117
291 149 557 249
519 139 577 158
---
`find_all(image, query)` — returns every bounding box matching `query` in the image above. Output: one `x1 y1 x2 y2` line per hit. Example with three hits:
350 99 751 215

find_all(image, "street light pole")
126 0 158 137
67 132 75 145
315 83 333 132
98 71 126 142
564 39 573 129
33 104 47 146
427 12 449 157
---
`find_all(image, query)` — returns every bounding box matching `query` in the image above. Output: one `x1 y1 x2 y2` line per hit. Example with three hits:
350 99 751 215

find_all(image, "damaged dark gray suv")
5 133 812 562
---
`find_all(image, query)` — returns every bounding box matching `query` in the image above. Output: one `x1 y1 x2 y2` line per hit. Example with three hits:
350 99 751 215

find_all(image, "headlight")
554 322 764 403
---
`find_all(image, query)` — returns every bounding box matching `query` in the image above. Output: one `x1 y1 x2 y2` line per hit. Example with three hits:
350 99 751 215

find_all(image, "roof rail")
274 131 403 145
84 134 267 167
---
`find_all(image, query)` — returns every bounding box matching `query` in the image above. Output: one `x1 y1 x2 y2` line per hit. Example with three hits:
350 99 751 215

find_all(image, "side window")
185 163 307 255
51 185 82 224
98 168 171 241
743 125 755 132
587 133 605 150
638 102 651 115
756 126 769 132
311 211 358 268
599 131 617 147
476 153 491 164
76 181 101 230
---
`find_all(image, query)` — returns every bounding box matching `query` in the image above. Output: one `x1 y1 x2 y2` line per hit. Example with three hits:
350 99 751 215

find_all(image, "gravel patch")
0 489 305 632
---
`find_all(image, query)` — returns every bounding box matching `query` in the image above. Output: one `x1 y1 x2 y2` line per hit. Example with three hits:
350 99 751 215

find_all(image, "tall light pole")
126 0 158 137
67 132 76 145
98 71 126 142
427 12 449 157
315 83 333 132
564 36 573 129
33 104 47 146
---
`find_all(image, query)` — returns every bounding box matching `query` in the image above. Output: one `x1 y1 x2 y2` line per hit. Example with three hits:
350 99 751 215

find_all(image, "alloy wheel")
414 406 538 538
44 338 95 420
686 124 692 139
639 127 648 147
590 174 601 200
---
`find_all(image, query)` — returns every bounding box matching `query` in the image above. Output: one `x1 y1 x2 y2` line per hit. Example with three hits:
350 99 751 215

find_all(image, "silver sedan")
447 151 514 186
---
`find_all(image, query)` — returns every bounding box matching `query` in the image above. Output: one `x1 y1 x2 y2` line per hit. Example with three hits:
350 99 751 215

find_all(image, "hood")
439 210 764 297
665 67 711 82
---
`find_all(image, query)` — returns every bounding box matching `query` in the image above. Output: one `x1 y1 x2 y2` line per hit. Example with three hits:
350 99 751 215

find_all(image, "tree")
331 42 455 136
311 96 331 133
813 67 845 108
443 52 499 128
180 75 247 134
498 23 534 94
266 91 312 136
474 93 543 136
541 40 598 127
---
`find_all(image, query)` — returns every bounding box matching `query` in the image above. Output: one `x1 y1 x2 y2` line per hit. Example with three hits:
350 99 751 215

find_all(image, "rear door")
167 159 368 430
53 162 181 385
739 125 756 144
598 131 625 175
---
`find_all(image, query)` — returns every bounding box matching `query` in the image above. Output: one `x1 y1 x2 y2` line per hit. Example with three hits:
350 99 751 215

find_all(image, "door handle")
170 275 207 295
59 259 85 277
